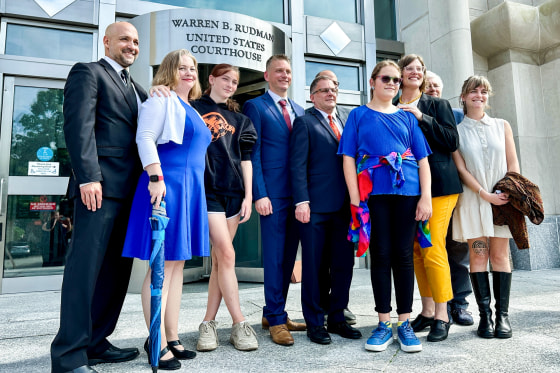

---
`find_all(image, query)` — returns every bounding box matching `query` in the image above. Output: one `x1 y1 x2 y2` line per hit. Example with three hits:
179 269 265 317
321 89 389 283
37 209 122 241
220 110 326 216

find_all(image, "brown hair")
310 75 336 94
460 75 493 114
152 49 202 100
204 64 241 112
266 54 291 70
369 60 400 100
398 54 427 92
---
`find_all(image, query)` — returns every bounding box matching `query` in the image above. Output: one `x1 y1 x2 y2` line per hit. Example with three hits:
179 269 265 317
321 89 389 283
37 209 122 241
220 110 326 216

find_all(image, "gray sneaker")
230 321 258 351
197 320 218 351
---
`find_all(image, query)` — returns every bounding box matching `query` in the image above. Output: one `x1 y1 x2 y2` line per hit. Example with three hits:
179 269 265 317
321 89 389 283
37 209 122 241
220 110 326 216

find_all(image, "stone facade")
398 0 560 269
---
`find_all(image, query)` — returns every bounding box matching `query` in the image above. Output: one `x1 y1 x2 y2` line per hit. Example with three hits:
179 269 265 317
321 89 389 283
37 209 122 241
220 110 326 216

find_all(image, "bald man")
51 22 147 373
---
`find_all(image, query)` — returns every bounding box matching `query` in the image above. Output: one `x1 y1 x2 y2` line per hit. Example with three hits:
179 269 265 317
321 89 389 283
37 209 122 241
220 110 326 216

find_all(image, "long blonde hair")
152 49 202 100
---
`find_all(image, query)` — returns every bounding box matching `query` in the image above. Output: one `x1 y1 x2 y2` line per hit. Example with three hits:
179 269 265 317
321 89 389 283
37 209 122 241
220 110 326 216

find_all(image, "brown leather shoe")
262 317 307 331
269 324 294 346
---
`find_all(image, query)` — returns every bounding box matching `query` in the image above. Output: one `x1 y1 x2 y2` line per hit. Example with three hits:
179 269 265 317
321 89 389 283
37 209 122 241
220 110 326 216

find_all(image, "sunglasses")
377 75 402 85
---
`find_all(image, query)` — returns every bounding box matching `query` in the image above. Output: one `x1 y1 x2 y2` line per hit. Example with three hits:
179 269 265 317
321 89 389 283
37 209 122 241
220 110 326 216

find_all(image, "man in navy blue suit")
243 55 306 346
290 75 361 344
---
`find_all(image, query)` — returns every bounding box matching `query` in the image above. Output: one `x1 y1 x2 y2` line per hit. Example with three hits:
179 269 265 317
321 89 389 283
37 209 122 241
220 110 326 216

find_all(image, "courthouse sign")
132 9 288 72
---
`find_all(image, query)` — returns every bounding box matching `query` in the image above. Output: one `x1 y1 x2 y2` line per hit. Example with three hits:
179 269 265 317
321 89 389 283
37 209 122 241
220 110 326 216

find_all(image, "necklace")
399 92 422 105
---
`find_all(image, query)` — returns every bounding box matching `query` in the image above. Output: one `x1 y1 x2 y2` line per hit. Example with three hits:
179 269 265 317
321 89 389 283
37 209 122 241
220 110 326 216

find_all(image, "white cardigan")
136 91 187 168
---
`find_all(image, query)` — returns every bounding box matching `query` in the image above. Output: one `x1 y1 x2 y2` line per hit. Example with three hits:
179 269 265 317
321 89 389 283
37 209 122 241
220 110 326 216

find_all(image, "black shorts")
206 192 243 219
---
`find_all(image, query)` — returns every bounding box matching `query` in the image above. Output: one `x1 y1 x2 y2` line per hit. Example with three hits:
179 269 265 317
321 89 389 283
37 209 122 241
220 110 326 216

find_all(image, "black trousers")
368 195 419 315
51 197 134 372
300 208 355 327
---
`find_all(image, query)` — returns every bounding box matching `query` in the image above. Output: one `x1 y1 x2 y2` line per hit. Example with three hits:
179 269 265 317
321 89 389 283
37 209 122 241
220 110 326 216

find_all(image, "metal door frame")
0 76 67 293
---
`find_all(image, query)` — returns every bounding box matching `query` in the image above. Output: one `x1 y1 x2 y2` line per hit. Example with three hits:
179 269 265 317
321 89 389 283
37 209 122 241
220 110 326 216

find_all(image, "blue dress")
123 99 211 261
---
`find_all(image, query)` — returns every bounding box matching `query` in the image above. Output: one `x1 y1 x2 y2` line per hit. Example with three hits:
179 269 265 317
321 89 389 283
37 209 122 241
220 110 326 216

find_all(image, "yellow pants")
413 194 458 303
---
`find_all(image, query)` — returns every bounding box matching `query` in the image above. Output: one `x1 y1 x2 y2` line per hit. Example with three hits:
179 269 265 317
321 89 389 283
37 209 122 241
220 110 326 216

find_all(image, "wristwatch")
149 175 164 182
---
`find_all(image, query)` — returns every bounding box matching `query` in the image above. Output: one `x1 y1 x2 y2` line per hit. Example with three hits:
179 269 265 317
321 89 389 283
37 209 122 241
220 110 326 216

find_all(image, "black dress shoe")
427 319 451 342
307 326 332 345
65 366 98 373
326 321 362 339
451 308 474 326
167 340 196 360
410 314 434 332
88 345 140 365
144 338 181 370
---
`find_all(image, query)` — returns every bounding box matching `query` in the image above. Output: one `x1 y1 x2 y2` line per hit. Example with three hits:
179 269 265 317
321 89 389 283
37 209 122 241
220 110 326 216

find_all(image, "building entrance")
182 64 267 283
0 76 70 294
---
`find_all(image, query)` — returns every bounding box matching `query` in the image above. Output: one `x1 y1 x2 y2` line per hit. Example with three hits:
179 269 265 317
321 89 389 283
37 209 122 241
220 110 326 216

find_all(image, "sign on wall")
132 9 288 73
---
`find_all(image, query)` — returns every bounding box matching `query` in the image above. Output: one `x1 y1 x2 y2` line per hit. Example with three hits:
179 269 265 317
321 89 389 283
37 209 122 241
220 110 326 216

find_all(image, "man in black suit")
308 69 357 326
51 22 148 373
290 75 361 344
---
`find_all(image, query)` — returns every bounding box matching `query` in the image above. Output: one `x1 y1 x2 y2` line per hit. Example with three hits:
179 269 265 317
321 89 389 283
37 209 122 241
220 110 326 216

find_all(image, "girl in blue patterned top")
339 60 432 353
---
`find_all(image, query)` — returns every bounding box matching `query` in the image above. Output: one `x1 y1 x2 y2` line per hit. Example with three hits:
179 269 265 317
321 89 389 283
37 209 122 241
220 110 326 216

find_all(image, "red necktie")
278 99 292 131
328 114 341 140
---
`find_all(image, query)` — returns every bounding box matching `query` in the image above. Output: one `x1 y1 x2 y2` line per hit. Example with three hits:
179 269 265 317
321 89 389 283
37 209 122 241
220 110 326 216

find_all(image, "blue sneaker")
397 319 422 352
365 322 393 352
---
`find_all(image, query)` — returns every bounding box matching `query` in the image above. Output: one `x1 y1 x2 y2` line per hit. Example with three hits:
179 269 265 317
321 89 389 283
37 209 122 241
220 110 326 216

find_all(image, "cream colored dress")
452 114 512 241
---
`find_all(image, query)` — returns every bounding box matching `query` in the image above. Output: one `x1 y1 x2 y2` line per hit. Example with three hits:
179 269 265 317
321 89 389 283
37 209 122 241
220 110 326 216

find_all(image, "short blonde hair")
460 75 493 114
152 49 202 100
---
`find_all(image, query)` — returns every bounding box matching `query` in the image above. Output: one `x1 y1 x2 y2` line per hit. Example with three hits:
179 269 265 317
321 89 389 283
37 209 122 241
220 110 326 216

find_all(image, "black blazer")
395 94 463 197
290 107 348 213
63 59 148 200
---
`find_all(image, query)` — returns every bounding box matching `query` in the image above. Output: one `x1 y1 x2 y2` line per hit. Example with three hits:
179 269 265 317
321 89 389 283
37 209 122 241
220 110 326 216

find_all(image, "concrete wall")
397 0 474 104
398 0 560 269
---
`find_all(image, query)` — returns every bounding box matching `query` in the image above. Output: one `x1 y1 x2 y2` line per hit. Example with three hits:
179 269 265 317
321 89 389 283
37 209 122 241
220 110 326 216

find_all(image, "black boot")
470 272 494 338
493 271 513 338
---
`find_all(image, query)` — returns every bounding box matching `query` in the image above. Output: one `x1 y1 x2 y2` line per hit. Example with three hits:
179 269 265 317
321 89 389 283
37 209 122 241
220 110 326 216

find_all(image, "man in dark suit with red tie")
243 55 306 346
51 22 147 373
290 75 361 344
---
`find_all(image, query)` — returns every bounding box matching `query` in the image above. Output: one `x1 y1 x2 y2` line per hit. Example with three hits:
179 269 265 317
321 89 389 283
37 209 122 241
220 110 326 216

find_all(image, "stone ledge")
511 215 560 270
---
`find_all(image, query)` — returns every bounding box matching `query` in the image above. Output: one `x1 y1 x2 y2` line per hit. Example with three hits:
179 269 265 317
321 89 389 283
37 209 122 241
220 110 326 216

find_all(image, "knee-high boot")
493 271 513 338
469 272 494 338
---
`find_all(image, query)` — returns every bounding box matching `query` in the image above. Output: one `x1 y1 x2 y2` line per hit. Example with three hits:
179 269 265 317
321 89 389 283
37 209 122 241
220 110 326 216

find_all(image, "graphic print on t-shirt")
202 112 236 142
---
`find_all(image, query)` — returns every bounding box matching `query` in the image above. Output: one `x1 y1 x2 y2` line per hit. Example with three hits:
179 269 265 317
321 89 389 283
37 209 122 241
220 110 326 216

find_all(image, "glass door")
0 77 70 294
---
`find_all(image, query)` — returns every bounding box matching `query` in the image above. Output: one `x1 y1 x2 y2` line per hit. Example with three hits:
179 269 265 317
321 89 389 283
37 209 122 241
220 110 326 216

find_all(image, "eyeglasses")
426 83 441 89
404 65 425 73
332 80 340 87
376 75 402 85
312 87 339 95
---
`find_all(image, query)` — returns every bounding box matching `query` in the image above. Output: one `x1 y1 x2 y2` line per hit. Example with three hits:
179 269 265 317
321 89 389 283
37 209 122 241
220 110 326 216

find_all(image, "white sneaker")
230 321 258 351
197 320 218 351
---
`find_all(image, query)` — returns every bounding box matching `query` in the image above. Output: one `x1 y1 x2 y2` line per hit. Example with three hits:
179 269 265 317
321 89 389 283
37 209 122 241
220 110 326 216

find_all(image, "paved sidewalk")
1 268 559 372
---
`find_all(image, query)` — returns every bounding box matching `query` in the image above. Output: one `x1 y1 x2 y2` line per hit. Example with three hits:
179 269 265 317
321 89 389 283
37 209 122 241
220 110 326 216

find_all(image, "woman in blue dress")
122 49 211 370
339 60 432 353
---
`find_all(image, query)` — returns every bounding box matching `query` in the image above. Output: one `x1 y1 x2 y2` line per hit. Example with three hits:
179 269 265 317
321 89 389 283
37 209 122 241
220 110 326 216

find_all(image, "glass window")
305 61 360 91
9 86 70 177
374 0 397 40
5 24 93 61
4 195 73 278
304 0 357 23
141 0 284 23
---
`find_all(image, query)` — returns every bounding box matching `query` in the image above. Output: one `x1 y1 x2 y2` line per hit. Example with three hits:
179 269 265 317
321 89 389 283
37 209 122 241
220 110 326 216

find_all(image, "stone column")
397 0 474 103
471 0 560 269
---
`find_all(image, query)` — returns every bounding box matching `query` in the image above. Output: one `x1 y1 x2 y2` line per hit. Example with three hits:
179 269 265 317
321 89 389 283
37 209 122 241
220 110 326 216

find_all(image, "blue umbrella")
148 200 169 372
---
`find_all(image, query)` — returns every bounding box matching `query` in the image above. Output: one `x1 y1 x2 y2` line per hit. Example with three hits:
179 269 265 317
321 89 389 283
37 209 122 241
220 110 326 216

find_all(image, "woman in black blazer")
395 54 463 342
